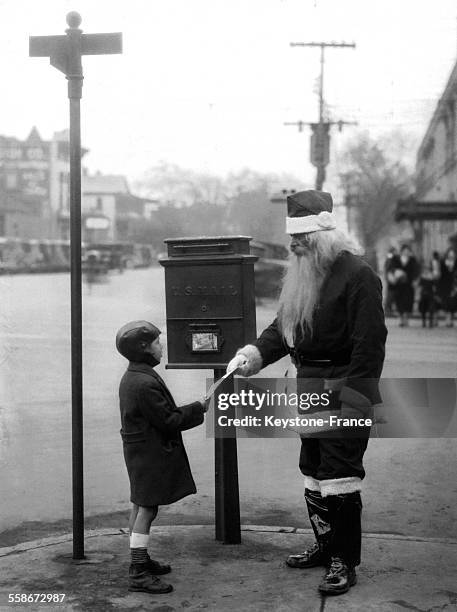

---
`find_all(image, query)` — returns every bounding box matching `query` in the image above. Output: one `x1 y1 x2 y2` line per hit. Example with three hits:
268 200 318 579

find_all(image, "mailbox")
159 236 257 369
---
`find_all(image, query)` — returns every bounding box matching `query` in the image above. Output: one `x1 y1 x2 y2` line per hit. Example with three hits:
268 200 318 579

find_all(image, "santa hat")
286 190 337 234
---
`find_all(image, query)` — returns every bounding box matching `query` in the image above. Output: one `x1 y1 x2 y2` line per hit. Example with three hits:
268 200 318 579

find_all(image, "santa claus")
227 189 387 596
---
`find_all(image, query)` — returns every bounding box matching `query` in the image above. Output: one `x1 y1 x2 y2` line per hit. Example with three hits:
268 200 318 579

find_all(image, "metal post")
214 368 241 544
30 11 122 561
65 13 85 560
69 93 84 560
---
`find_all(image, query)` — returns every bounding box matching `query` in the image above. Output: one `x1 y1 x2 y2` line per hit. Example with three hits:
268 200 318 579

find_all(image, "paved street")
0 267 456 541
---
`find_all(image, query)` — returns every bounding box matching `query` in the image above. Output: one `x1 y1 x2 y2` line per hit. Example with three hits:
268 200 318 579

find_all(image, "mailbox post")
159 236 257 544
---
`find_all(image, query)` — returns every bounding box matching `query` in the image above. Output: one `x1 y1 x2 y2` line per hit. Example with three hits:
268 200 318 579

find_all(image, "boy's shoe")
286 542 327 568
318 557 357 595
128 564 173 594
146 558 171 575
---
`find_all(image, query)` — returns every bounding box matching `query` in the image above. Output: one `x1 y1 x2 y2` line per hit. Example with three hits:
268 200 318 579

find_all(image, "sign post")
29 12 122 560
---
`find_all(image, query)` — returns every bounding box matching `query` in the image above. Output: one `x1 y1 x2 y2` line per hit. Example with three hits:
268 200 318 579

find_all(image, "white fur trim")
236 344 263 376
286 211 336 234
303 476 321 492
319 477 362 497
130 532 149 548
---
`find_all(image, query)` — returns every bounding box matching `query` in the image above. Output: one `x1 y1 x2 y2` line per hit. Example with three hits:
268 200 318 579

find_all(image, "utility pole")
287 41 356 190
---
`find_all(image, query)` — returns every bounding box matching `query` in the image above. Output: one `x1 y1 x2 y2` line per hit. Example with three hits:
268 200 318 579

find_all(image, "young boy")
116 320 209 594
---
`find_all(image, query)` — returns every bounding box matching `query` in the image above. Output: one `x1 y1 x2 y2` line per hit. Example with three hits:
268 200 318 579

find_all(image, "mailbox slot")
172 242 234 256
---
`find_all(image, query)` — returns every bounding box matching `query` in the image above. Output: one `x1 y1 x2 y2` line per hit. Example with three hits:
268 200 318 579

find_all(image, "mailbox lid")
164 236 252 258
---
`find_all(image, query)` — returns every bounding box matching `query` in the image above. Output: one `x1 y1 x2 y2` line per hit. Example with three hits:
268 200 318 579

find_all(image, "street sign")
30 12 122 561
30 33 122 72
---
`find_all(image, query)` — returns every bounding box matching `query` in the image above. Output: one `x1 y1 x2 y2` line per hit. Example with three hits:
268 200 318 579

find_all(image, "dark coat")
384 253 400 289
254 251 387 406
119 362 204 507
388 255 418 314
438 260 457 312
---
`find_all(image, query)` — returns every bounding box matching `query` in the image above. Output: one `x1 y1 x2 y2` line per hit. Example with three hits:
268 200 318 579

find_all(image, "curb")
1 525 457 558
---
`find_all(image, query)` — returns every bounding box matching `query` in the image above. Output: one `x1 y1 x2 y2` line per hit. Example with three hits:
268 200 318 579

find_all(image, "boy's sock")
130 532 150 565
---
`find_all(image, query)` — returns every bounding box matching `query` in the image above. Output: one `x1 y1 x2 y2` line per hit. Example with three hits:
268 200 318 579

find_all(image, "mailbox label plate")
165 264 243 318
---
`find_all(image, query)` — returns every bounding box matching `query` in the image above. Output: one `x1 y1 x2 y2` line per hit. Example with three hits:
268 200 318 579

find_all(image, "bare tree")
133 162 304 246
133 161 226 207
339 131 414 249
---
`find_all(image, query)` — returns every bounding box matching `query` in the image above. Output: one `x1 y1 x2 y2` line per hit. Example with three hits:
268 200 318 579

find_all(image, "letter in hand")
204 370 238 405
201 396 211 413
226 354 248 375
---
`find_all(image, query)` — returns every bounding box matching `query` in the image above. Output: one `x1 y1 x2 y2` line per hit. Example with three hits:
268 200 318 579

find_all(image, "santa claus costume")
227 190 387 596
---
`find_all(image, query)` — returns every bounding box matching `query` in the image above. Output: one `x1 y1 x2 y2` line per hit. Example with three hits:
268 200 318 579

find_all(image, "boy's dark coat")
119 362 204 506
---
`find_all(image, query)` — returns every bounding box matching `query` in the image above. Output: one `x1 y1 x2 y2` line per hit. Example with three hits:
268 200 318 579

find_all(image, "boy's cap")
116 320 161 361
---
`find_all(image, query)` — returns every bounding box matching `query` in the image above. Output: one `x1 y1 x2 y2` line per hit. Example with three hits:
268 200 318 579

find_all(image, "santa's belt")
290 350 350 368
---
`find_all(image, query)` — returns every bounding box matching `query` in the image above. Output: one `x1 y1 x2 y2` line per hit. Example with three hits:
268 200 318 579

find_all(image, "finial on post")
66 11 82 29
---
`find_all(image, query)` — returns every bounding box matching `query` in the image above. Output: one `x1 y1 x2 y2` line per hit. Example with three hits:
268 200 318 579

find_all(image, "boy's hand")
201 396 211 413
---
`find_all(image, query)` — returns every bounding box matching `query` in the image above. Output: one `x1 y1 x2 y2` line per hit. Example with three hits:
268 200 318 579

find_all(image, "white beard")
277 254 325 346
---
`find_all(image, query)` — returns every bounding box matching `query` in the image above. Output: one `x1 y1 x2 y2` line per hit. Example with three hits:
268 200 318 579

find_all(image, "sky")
1 0 457 190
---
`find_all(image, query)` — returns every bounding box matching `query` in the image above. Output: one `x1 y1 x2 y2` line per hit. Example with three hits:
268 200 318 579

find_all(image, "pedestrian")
391 244 419 327
116 320 209 594
227 190 387 596
383 246 400 316
437 247 457 327
431 250 441 280
418 252 440 328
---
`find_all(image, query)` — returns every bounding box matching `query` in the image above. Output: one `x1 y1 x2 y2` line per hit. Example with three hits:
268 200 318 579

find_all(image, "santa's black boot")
319 557 357 595
318 492 362 595
286 488 331 569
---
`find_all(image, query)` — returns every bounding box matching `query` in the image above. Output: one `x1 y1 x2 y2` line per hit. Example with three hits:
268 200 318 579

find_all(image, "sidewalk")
1 526 456 611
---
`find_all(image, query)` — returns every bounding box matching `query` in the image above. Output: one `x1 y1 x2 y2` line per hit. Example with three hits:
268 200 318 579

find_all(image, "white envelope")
204 368 239 400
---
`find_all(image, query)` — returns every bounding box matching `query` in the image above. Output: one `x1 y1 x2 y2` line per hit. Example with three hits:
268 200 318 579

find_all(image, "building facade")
0 127 153 244
0 127 79 240
0 127 50 238
400 60 457 259
81 172 156 243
